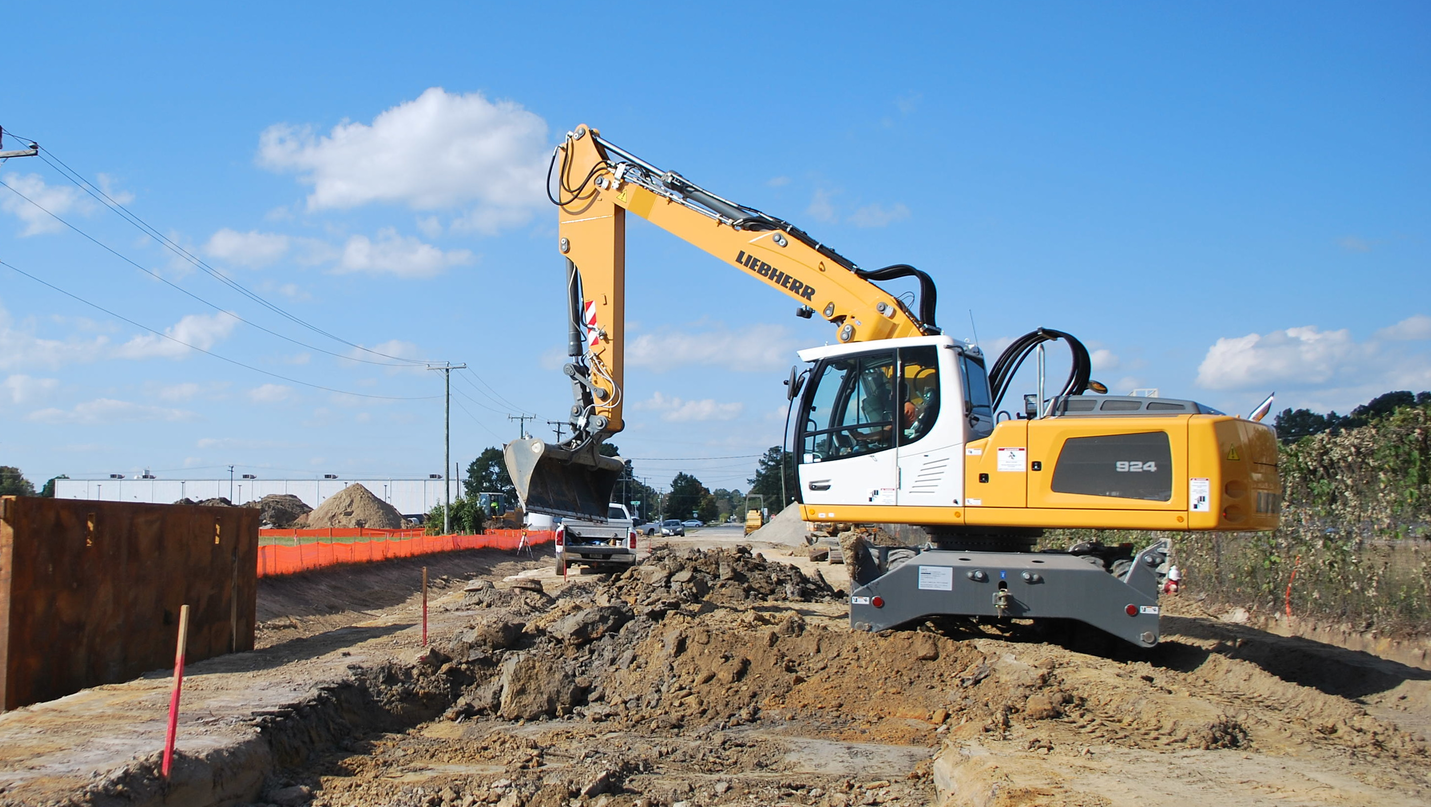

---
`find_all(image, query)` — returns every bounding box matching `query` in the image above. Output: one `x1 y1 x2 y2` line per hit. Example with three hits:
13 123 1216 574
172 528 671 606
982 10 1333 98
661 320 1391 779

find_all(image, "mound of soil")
609 545 840 610
306 484 406 530
243 493 313 529
746 503 811 546
172 497 233 507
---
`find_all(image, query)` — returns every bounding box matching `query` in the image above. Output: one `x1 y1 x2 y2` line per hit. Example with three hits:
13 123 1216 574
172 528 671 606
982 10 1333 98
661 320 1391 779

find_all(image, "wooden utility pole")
0 127 39 160
427 363 467 534
508 413 534 439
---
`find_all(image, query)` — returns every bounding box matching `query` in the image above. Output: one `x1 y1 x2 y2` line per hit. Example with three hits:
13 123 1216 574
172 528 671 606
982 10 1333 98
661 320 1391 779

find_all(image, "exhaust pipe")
504 437 624 521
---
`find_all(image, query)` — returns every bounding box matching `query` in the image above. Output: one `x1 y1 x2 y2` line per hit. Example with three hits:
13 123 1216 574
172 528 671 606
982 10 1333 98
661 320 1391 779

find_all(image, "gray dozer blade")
504 437 623 521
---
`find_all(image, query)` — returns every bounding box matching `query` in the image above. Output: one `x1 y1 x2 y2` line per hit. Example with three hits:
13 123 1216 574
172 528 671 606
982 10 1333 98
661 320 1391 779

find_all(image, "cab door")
797 349 899 508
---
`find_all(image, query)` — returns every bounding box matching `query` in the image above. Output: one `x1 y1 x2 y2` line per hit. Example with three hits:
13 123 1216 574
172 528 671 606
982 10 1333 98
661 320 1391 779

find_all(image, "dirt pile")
746 503 811 546
245 493 313 528
173 496 233 507
306 484 407 529
608 545 840 610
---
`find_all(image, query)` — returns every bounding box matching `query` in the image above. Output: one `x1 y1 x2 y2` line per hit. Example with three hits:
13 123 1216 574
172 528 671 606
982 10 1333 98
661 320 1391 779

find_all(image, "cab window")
898 346 940 445
960 354 994 439
801 351 897 461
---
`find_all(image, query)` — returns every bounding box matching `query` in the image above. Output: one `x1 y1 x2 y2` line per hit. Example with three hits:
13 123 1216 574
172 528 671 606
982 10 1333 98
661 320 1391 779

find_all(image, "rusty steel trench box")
0 497 258 711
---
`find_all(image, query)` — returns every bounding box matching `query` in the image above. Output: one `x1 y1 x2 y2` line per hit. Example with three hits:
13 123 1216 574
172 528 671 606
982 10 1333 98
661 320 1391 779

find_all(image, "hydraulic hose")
989 328 1092 414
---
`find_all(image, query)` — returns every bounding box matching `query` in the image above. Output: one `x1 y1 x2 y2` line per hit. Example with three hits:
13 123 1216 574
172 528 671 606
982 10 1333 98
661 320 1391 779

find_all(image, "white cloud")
154 382 201 402
806 188 839 224
627 324 801 373
0 304 109 370
248 383 295 403
1193 321 1431 415
0 172 91 235
114 312 239 360
0 374 58 405
336 228 474 278
767 176 791 188
1089 349 1120 373
635 391 744 422
1196 326 1366 390
1375 314 1431 342
450 205 533 236
1338 236 1373 253
96 174 135 205
257 87 548 235
29 398 198 425
203 228 291 267
416 215 443 239
847 202 910 228
344 339 428 374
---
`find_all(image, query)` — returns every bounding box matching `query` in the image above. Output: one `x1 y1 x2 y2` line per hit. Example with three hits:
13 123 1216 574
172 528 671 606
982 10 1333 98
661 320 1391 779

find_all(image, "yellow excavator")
506 125 1280 646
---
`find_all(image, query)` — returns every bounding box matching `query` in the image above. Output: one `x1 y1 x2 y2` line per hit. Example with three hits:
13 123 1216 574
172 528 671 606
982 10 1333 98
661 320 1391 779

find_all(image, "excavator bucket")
503 437 624 521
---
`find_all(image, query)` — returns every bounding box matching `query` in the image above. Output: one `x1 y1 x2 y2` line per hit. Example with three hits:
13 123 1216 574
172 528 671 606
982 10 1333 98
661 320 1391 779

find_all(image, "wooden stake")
162 604 191 778
422 566 429 646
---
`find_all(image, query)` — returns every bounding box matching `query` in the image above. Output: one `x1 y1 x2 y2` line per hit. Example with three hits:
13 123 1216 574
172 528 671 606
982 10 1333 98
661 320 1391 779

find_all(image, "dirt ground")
0 528 1427 807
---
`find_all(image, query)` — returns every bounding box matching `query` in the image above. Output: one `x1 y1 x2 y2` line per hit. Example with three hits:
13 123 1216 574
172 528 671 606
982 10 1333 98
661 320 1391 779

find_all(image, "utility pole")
546 420 567 442
428 363 467 534
228 465 234 501
0 128 39 161
508 413 534 439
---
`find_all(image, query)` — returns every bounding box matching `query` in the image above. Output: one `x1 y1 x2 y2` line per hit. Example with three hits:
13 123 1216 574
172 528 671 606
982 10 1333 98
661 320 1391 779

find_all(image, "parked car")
681 519 703 529
659 519 685 536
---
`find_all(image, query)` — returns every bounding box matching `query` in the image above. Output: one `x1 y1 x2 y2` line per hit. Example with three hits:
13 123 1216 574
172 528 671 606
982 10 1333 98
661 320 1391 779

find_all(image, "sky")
0 2 1427 495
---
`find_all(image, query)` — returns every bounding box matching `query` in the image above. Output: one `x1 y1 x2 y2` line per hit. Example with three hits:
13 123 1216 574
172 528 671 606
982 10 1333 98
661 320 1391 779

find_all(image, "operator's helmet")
1168 565 1182 582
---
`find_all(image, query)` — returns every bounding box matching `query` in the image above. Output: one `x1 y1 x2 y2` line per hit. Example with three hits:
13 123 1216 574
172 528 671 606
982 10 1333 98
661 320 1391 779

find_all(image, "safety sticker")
851 596 871 605
868 487 896 505
997 447 1027 473
966 498 982 506
1139 605 1159 615
918 566 954 591
966 447 983 456
1189 478 1211 512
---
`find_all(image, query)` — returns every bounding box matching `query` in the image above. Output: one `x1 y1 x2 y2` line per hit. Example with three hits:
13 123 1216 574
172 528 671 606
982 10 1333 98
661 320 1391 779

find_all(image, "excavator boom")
509 125 940 518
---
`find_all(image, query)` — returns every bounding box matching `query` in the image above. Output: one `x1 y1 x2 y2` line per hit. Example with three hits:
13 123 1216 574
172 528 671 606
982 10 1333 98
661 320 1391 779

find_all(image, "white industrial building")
55 477 464 519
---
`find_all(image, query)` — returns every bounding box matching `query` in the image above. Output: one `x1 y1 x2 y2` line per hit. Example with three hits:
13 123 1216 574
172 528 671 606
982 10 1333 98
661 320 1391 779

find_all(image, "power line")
27 144 434 366
0 257 440 401
0 176 420 368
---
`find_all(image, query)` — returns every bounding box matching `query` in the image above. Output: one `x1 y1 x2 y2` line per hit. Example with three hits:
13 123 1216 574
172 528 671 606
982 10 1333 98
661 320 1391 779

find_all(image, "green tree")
0 466 35 497
465 447 514 501
747 447 795 513
666 472 709 522
1274 408 1338 444
39 474 68 498
425 497 486 535
698 493 720 524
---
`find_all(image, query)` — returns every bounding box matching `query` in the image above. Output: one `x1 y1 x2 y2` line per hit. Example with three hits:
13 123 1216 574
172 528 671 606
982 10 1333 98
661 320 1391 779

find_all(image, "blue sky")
1 2 1427 493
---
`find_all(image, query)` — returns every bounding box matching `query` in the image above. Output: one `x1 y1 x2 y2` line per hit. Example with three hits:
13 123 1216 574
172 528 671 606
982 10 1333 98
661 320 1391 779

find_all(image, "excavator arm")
508 124 940 518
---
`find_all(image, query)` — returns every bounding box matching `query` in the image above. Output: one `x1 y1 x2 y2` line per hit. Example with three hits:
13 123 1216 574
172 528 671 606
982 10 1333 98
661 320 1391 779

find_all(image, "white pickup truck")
555 503 639 573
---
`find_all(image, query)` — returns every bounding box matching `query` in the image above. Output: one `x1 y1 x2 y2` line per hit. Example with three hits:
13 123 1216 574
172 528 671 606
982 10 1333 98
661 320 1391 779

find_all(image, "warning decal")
1190 478 1211 512
997 447 1027 473
918 566 954 591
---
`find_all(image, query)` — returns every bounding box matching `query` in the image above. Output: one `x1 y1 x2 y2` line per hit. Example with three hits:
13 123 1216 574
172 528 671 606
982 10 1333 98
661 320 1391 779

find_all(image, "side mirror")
785 365 807 401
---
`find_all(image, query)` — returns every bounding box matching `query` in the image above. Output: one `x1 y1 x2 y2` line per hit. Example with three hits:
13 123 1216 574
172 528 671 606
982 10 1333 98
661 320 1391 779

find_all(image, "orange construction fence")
260 527 427 541
256 529 554 577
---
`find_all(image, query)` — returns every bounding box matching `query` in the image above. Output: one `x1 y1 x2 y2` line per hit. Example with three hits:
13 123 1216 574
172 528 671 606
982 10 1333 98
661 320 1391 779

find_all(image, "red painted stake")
1285 554 1303 617
421 566 429 646
162 604 191 779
